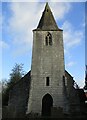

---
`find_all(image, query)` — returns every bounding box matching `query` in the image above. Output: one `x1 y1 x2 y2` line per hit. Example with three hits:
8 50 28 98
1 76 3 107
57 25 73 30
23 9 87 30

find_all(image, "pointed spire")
44 2 51 13
36 3 62 31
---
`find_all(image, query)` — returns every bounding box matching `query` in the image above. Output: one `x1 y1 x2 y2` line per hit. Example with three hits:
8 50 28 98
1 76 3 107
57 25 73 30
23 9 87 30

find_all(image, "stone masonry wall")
7 71 31 118
27 30 67 115
65 71 80 113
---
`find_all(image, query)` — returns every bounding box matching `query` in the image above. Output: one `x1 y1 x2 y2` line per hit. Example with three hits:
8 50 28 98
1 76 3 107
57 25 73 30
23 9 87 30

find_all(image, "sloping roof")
35 3 62 31
65 70 73 78
10 71 31 89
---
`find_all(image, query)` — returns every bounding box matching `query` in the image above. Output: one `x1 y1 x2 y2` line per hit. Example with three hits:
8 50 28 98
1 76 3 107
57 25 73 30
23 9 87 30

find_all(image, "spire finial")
46 2 48 6
44 2 51 12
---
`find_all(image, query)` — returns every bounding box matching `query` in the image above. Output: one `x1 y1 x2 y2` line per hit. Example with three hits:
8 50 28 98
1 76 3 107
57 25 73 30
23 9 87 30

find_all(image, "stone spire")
37 2 62 31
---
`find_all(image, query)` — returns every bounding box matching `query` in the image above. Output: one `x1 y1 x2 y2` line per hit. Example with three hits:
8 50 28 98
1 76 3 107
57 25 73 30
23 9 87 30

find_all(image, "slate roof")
35 3 62 31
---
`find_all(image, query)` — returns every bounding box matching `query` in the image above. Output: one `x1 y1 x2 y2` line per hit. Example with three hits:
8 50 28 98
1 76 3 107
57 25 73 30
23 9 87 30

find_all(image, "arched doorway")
42 94 53 116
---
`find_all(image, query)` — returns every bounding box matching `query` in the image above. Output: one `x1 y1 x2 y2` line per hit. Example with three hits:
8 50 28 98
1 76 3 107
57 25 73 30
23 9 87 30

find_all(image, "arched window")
45 32 52 46
46 36 48 46
49 35 52 45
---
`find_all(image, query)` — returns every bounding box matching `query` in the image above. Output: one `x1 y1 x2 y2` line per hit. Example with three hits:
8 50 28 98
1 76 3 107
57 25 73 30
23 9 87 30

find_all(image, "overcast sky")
1 0 86 88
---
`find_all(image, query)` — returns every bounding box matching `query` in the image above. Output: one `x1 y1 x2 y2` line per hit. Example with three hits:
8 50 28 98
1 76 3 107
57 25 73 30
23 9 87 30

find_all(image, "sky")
85 2 87 65
1 0 86 88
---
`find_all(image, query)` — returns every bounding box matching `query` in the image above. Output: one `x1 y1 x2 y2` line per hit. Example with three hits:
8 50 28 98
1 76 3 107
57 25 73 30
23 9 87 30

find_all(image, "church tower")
27 3 67 116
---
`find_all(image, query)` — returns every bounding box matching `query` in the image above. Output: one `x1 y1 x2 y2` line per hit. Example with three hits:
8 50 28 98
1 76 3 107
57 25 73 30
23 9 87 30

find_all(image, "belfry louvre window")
46 77 50 86
45 32 52 46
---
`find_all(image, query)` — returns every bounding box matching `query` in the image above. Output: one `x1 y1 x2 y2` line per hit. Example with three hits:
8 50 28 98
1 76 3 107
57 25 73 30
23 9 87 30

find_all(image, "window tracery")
45 32 52 46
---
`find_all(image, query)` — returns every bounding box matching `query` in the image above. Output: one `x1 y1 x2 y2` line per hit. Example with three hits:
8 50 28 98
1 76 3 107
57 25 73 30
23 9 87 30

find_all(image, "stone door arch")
42 93 53 116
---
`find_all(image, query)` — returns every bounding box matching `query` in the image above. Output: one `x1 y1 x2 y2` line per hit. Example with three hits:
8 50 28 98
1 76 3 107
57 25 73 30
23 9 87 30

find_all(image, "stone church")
5 3 84 118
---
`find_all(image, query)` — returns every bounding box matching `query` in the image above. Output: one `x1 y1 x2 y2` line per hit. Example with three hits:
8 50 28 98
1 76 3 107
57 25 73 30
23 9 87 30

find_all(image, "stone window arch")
45 32 52 46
